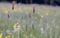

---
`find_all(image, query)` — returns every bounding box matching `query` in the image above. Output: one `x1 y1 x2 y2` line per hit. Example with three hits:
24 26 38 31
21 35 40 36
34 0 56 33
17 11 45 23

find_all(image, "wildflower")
5 36 8 38
0 33 2 38
16 22 19 25
5 36 10 38
17 25 21 29
14 28 20 32
13 22 21 32
40 27 44 34
13 24 16 28
13 22 19 28
6 30 10 34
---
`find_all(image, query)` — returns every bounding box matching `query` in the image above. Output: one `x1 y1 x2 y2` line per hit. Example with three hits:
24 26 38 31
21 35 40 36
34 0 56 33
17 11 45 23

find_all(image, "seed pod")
12 1 16 10
33 7 35 13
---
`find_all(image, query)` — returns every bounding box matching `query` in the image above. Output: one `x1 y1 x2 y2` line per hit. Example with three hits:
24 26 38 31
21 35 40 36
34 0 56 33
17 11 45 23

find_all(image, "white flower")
40 27 47 35
40 27 44 34
13 28 20 32
6 30 10 34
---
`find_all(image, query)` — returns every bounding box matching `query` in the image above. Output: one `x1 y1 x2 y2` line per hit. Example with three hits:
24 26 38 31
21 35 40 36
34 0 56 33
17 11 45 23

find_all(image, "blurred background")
0 0 60 6
0 0 60 38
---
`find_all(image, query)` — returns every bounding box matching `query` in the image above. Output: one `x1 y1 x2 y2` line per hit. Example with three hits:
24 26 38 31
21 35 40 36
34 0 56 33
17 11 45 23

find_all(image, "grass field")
0 3 60 38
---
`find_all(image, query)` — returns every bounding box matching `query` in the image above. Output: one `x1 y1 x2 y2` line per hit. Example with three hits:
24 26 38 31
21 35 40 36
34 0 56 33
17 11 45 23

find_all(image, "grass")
0 5 60 38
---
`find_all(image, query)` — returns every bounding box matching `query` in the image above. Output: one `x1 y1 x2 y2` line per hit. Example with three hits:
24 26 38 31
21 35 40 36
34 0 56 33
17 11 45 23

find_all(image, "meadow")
0 2 60 38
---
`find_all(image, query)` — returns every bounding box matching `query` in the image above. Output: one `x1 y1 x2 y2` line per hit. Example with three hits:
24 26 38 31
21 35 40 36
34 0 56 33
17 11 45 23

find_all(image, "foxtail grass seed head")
12 1 16 10
7 13 10 19
17 25 21 29
33 7 35 13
